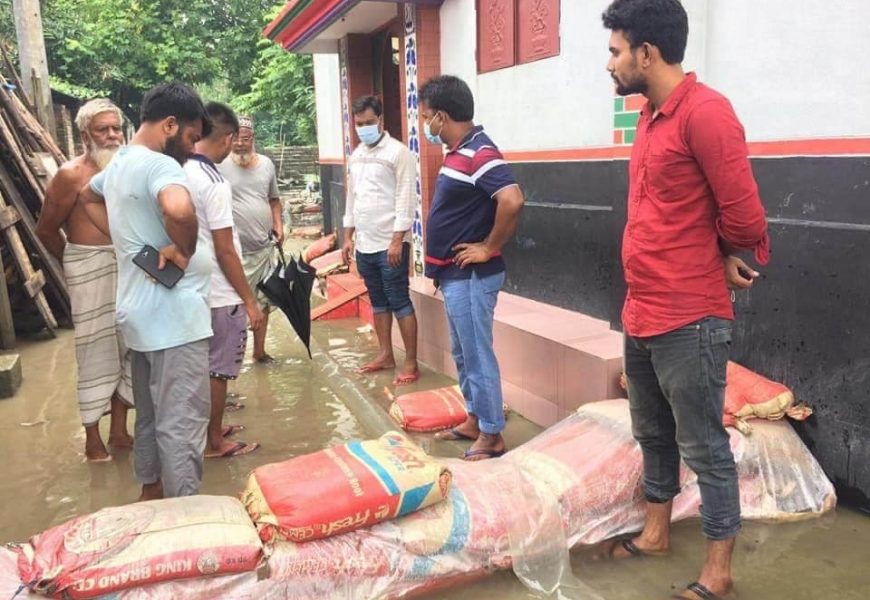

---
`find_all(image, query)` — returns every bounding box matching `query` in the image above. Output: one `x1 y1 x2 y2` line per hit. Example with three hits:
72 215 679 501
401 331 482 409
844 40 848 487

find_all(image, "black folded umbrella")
257 246 315 358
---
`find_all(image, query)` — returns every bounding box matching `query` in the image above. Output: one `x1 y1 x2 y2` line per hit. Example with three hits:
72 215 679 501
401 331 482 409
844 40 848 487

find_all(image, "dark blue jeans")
356 243 414 319
624 317 741 541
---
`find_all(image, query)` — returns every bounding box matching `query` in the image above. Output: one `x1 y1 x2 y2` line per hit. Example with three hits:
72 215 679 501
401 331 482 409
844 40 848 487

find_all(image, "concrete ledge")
394 277 624 428
0 353 22 399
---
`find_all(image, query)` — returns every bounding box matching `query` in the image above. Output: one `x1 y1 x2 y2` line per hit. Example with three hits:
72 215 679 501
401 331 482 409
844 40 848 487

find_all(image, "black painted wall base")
504 156 870 511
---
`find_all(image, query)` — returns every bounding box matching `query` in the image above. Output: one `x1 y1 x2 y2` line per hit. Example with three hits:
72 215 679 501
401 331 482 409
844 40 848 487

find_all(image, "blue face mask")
356 124 381 146
424 113 443 145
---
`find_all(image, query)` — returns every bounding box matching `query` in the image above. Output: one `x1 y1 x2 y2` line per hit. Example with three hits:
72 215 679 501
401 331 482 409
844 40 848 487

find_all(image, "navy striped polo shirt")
424 126 518 280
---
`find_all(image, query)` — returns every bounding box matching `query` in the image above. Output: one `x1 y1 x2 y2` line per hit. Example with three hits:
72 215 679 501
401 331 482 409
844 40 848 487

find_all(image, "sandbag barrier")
2 400 836 600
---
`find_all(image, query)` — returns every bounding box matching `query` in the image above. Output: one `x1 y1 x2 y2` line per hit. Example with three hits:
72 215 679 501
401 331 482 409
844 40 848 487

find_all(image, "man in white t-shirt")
184 102 264 458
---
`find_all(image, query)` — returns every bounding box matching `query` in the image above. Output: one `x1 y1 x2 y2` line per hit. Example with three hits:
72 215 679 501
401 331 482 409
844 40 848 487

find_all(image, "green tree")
233 38 315 146
42 0 227 121
0 0 315 142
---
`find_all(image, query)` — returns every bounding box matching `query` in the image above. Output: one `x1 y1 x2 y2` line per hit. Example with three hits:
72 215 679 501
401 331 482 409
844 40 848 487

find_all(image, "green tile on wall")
624 129 636 144
614 97 624 112
614 112 639 128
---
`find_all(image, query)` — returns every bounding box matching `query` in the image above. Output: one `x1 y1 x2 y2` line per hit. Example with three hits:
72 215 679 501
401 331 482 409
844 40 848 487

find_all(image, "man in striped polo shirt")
419 75 525 461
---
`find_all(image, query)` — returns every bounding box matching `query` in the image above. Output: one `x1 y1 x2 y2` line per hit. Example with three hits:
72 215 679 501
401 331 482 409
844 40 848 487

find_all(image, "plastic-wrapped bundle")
60 399 834 600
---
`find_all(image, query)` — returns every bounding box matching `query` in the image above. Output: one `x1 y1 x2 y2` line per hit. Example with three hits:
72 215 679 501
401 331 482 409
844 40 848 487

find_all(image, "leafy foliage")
0 0 315 144
233 38 315 146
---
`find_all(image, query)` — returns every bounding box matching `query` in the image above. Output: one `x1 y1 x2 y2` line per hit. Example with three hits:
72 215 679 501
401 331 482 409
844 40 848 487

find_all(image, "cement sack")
302 233 336 263
242 432 452 543
389 386 468 432
107 400 834 600
724 361 812 434
9 496 264 599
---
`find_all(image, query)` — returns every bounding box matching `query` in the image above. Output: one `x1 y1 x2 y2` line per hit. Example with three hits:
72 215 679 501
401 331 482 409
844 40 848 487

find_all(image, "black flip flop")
436 427 476 442
673 582 732 600
463 447 506 461
595 537 669 560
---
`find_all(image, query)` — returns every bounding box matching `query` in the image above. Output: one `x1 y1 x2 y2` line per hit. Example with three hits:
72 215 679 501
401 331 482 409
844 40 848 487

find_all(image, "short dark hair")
140 82 212 136
418 75 474 122
204 101 239 137
351 95 382 117
602 0 688 65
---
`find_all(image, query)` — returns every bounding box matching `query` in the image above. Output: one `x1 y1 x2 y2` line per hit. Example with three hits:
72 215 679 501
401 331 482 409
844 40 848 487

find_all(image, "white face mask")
424 113 443 145
355 123 382 146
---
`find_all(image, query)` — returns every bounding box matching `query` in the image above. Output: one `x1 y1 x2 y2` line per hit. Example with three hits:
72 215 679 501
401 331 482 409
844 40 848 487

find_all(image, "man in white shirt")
184 102 264 458
341 95 419 385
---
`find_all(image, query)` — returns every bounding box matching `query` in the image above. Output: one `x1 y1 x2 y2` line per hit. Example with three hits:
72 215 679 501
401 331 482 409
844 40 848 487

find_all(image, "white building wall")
313 53 345 161
704 0 870 140
439 0 870 152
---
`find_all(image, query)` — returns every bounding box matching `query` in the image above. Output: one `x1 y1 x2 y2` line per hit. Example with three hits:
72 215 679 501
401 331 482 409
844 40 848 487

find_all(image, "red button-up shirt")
622 73 769 338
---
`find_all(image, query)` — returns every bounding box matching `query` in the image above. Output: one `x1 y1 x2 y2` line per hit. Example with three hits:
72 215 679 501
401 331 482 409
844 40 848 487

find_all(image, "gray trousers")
131 340 210 497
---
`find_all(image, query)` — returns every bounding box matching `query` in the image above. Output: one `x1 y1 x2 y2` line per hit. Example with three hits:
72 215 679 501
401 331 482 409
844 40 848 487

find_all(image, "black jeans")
624 317 741 540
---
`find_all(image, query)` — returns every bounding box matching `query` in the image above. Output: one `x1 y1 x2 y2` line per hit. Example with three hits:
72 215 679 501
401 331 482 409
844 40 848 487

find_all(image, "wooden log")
0 251 17 349
0 163 69 311
0 190 56 333
1 79 65 163
0 206 21 230
0 46 33 113
22 269 44 297
0 110 45 205
0 84 40 152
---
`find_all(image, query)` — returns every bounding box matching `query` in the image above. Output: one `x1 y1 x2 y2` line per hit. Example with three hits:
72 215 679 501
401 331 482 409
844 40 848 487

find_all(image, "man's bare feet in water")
107 432 134 450
357 352 396 374
107 396 133 449
392 359 419 385
84 424 112 462
254 352 276 364
138 481 163 501
435 415 480 441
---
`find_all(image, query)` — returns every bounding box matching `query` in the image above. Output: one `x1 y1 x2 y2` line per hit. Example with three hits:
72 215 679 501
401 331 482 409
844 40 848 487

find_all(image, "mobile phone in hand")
132 245 184 289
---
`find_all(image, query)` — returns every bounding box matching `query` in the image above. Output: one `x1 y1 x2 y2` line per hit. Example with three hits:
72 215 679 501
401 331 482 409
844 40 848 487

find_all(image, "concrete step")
399 277 624 428
312 284 368 321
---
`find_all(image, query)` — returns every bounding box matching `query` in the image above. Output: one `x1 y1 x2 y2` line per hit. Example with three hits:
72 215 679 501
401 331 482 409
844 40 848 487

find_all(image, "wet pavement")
0 296 868 599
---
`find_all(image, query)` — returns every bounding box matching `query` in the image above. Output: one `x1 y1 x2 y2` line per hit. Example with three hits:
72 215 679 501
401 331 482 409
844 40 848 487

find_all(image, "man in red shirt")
601 1 768 599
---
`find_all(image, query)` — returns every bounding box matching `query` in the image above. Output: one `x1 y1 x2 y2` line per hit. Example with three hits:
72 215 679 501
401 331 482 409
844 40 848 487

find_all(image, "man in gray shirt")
219 116 283 363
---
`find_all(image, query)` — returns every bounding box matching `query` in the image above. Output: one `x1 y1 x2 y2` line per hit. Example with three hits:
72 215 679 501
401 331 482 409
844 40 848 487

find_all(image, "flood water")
1 307 868 599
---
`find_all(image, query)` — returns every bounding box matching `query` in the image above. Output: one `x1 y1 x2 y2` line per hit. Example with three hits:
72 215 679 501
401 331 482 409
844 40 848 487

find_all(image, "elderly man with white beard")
218 116 282 364
37 98 134 462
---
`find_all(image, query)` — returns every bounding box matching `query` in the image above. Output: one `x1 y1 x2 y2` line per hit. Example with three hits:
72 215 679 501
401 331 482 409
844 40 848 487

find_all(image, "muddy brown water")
0 312 868 599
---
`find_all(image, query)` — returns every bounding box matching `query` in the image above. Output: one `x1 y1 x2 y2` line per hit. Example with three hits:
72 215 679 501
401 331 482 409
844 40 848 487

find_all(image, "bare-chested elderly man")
36 98 133 462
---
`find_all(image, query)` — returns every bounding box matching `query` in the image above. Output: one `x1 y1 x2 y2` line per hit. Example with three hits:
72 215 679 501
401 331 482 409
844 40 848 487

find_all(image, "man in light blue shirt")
81 82 212 499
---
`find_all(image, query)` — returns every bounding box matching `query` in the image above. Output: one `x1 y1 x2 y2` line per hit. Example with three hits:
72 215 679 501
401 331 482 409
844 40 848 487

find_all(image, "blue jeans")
440 270 506 435
356 243 414 319
624 317 741 541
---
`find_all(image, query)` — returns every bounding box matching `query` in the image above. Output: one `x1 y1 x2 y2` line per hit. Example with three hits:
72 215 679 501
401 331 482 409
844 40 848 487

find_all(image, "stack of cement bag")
2 396 835 600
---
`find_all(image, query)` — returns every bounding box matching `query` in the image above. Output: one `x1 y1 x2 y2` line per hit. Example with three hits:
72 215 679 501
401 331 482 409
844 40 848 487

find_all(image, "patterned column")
403 4 425 275
338 38 353 160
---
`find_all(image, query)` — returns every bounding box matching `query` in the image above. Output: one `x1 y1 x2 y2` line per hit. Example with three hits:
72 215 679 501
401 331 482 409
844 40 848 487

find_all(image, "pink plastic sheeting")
2 400 836 600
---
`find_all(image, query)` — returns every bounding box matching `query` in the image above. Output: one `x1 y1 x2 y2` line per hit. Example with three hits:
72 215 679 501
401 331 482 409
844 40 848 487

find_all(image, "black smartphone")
132 245 184 289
